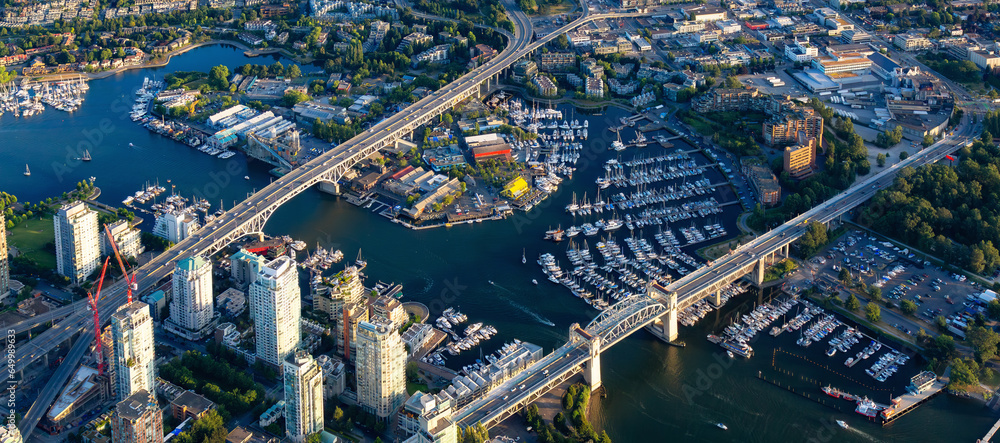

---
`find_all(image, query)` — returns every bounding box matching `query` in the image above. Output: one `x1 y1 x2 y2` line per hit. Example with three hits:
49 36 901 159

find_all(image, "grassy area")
696 233 752 261
981 367 1000 389
535 0 575 15
8 216 56 270
763 259 798 283
407 381 429 395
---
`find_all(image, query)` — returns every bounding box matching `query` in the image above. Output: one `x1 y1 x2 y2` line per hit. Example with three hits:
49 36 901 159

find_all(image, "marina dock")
980 416 1000 442
880 376 947 424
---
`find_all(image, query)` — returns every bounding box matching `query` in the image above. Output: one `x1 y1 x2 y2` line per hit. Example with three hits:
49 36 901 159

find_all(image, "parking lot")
796 229 988 337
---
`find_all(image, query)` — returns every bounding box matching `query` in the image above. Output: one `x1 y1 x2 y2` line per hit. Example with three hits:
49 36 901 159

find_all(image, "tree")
208 65 230 91
865 302 881 323
988 300 1000 320
838 267 851 285
868 286 882 304
899 151 909 160
798 222 828 256
555 33 569 50
281 90 310 107
406 362 418 381
846 293 861 311
967 326 1000 362
287 64 301 79
922 133 934 148
900 300 917 315
950 357 981 388
0 65 14 84
876 153 886 167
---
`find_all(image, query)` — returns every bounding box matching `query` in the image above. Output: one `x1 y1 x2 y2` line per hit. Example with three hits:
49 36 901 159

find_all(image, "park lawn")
764 259 798 282
407 381 429 395
536 0 575 15
183 78 208 90
8 216 57 270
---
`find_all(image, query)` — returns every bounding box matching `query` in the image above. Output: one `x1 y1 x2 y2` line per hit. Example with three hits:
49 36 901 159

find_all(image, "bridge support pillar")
652 290 679 342
583 336 602 392
318 181 341 196
752 259 765 287
711 291 722 308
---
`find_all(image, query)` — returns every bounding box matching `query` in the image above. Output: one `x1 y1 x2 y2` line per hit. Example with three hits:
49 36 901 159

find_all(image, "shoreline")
23 39 297 83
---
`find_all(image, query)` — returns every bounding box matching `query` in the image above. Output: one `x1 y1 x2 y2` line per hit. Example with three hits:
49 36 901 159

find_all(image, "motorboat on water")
836 420 848 429
716 423 728 431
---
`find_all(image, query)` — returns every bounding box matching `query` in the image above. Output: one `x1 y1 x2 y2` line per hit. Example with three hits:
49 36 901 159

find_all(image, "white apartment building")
100 219 144 260
356 321 406 419
284 351 324 443
167 256 215 340
250 256 301 368
151 210 198 244
54 201 100 284
112 302 156 401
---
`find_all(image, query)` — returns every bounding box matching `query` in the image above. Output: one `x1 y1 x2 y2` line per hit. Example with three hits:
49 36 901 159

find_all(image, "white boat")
23 164 30 176
532 279 538 285
244 176 250 180
716 423 728 431
836 420 848 429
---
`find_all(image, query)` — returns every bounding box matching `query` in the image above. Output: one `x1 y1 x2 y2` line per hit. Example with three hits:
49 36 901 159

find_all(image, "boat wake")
491 284 555 326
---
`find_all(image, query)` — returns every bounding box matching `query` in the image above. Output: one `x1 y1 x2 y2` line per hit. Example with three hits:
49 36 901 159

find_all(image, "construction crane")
88 257 110 376
104 224 137 304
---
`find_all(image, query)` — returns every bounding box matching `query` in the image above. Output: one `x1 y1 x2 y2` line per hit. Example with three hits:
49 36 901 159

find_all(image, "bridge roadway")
16 4 674 439
452 115 981 430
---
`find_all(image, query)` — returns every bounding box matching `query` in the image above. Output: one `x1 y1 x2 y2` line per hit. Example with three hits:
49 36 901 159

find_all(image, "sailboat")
23 164 30 176
81 149 91 161
522 249 527 264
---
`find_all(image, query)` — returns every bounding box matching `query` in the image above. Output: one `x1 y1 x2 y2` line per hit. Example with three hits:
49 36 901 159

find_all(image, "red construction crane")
104 224 137 304
88 257 110 376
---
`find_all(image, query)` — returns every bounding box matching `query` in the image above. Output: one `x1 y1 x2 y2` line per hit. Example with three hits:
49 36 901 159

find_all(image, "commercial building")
356 321 407 420
312 265 369 358
284 351 324 442
811 53 872 74
54 201 100 284
45 366 107 433
783 137 817 179
0 213 8 299
112 302 156 401
971 50 1000 71
893 32 931 52
465 133 512 163
250 256 301 368
763 108 824 146
167 256 216 340
784 36 818 62
868 52 903 80
230 249 266 292
111 390 161 443
100 220 144 261
683 5 727 23
743 163 781 206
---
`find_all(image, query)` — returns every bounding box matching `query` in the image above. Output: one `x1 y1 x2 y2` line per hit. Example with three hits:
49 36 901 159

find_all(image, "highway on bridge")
16 2 673 438
452 114 981 429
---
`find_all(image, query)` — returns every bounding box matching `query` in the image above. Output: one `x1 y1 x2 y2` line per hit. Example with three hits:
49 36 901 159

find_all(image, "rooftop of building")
116 389 156 421
48 366 100 420
171 390 214 415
